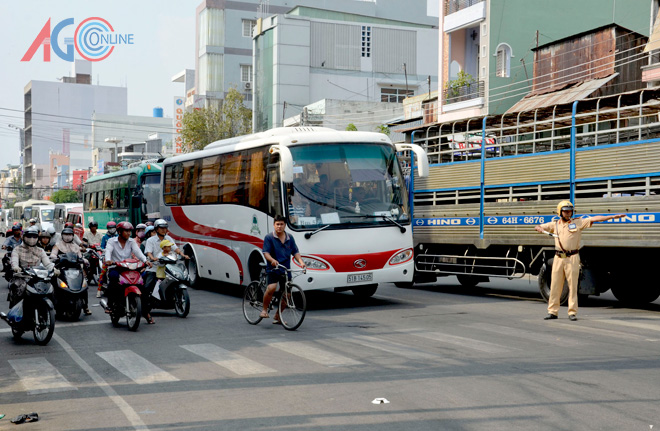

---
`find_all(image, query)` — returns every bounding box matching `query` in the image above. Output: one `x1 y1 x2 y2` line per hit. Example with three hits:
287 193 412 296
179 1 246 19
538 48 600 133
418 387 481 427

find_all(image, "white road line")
329 333 440 360
465 322 581 346
181 343 276 375
8 357 77 395
53 334 148 430
403 330 512 353
258 339 363 367
97 350 179 385
593 319 660 332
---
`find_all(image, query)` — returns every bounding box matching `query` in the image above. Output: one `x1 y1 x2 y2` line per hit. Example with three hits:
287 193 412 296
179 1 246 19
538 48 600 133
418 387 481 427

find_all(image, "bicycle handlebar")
275 263 307 275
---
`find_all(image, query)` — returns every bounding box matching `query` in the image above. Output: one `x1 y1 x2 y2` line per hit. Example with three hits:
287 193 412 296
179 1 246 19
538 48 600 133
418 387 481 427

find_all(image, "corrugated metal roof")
506 74 618 114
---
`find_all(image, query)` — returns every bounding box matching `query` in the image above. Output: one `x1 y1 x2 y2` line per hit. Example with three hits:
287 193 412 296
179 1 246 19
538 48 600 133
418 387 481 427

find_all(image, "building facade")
23 61 127 197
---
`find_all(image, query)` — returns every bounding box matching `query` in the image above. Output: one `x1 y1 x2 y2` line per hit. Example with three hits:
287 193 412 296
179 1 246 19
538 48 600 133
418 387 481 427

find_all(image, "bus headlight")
299 257 328 270
389 249 413 265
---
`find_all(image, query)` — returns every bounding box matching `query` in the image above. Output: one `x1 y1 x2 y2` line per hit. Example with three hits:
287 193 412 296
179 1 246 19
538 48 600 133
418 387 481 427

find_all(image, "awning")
505 73 618 114
644 8 660 53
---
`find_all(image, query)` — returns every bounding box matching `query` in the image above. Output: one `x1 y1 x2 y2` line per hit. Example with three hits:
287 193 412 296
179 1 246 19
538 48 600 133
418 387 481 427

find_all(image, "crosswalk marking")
403 330 512 353
8 357 76 395
96 350 179 385
593 319 660 333
465 322 581 346
329 333 440 360
258 339 363 367
181 343 276 375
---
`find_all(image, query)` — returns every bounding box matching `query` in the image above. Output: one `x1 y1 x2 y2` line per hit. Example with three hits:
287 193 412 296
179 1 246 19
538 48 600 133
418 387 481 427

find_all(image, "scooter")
150 255 191 318
0 265 56 345
99 259 144 331
53 252 88 321
2 245 15 282
83 243 103 286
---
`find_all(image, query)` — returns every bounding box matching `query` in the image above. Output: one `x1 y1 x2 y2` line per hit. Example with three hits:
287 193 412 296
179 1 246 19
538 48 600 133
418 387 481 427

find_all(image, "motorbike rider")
47 226 60 247
38 230 53 253
143 219 188 323
3 224 22 249
104 222 152 313
28 218 38 229
52 227 91 316
101 221 117 249
9 226 54 306
134 223 147 246
83 221 103 246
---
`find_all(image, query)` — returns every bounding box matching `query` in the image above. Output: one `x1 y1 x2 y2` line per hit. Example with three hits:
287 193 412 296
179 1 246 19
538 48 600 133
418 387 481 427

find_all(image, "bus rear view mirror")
132 195 142 208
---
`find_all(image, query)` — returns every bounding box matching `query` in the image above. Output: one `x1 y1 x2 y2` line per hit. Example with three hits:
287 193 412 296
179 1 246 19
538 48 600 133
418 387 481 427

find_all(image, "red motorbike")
99 259 144 331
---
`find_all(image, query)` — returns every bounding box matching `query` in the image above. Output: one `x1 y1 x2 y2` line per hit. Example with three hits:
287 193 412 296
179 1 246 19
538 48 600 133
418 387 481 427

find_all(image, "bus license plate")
347 273 373 283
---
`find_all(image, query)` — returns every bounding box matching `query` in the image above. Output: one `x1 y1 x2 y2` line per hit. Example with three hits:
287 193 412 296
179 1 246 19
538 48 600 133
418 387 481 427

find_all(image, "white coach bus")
160 127 428 297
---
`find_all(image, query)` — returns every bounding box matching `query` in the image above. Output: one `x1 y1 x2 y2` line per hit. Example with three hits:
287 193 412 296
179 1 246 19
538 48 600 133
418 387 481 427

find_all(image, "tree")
376 125 390 136
181 87 252 152
50 189 79 203
346 123 358 131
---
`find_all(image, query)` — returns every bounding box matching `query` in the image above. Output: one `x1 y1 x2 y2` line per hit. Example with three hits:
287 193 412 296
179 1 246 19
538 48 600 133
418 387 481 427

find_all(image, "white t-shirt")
144 234 178 273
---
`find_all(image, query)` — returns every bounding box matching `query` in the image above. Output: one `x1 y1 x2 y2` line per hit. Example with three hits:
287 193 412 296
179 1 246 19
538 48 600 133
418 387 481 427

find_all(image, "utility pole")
403 63 409 96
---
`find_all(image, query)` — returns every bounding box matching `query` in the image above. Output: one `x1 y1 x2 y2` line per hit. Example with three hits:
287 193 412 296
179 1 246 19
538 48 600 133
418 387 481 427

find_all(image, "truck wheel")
457 275 480 288
538 260 569 305
611 283 660 305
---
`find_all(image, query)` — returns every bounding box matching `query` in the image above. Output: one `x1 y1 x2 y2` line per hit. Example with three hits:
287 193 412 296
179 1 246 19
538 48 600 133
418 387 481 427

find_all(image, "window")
495 43 512 78
199 156 220 204
380 87 414 103
242 19 256 37
361 25 371 58
241 64 252 83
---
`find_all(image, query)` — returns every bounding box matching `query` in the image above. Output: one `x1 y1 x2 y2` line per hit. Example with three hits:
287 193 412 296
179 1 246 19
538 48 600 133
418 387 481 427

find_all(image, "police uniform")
539 216 592 317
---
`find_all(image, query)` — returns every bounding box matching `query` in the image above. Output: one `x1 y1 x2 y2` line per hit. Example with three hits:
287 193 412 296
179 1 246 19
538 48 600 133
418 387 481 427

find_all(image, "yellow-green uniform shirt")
540 217 593 251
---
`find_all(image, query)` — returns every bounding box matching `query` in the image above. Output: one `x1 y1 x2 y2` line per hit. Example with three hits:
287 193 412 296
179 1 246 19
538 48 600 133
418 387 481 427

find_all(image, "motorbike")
2 245 14 282
99 259 144 331
0 265 56 345
150 255 191 317
83 242 103 286
53 252 88 321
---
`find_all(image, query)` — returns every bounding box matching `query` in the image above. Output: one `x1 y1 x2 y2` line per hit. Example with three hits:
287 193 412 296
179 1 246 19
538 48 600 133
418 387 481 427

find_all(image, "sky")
0 0 197 167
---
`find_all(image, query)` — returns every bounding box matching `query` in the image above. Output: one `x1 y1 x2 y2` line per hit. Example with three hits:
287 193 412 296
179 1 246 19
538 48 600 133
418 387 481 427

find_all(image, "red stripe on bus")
168 232 244 284
170 207 263 248
313 250 401 273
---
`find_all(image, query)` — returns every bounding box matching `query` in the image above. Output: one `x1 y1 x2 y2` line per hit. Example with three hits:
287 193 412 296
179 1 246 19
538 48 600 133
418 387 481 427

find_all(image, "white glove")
12 267 20 273
54 269 61 276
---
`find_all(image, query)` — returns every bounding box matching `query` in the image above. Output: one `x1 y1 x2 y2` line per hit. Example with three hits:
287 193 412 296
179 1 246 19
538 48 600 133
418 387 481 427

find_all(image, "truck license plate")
347 273 373 283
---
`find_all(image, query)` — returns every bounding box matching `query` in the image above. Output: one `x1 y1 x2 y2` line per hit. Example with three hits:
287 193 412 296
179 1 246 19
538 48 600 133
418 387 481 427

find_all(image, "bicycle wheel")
279 283 306 331
243 281 264 325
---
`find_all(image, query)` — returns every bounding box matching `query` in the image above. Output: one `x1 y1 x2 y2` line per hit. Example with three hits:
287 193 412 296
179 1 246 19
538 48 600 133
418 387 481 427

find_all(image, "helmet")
75 223 82 229
154 219 168 229
145 221 154 227
144 226 155 235
39 230 51 239
61 228 75 243
88 220 98 228
46 226 56 235
117 221 133 232
29 218 37 224
136 223 147 230
23 226 39 246
556 200 574 217
106 221 117 229
64 222 74 229
11 225 22 232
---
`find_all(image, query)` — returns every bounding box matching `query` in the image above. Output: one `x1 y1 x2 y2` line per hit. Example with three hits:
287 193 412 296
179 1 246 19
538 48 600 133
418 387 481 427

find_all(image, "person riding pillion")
101 221 118 249
535 200 624 321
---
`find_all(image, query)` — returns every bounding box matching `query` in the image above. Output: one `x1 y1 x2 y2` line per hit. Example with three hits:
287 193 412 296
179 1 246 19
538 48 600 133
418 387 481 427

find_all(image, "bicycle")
242 263 307 331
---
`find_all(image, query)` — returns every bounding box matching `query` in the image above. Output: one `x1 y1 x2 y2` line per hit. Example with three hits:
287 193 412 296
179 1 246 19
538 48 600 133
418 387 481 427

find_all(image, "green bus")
83 161 162 231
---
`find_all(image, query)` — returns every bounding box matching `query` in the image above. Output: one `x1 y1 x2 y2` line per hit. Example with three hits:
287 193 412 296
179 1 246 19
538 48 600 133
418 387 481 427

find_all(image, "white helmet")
154 219 168 229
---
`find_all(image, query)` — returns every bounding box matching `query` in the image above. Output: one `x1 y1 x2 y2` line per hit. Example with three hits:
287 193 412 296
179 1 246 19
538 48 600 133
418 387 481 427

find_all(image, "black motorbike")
0 265 56 345
83 242 103 286
54 252 88 321
2 245 14 282
150 255 191 317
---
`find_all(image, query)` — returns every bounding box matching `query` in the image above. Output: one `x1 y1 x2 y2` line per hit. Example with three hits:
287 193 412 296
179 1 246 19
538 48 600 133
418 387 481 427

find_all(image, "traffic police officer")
535 200 624 321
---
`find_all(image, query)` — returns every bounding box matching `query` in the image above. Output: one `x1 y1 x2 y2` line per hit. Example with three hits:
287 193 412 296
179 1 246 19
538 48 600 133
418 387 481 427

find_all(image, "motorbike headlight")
389 248 413 265
59 281 68 288
33 268 49 278
300 257 328 270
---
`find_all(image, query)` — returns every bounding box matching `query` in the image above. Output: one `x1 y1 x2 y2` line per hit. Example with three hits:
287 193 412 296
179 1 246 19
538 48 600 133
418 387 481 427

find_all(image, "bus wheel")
394 282 414 289
457 275 480 288
186 250 199 288
538 260 569 305
352 284 378 298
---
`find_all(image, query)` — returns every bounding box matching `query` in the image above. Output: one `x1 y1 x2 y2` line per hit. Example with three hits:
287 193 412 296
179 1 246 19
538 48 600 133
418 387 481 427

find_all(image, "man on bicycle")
261 215 306 323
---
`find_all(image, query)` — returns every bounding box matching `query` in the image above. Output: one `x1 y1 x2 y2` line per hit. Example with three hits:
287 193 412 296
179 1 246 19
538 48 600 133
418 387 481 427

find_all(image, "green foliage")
50 189 79 203
346 123 358 131
181 87 252 152
445 70 476 103
376 124 390 136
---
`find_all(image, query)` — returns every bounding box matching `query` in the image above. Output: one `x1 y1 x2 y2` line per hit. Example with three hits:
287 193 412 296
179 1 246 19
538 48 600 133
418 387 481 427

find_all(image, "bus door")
267 162 284 233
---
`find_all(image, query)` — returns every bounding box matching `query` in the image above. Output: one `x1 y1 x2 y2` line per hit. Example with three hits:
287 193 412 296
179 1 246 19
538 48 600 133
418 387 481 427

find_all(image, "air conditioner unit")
244 82 252 90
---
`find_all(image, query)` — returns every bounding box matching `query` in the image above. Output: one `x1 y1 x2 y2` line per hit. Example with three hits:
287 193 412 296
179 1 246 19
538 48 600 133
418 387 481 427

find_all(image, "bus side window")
267 164 283 217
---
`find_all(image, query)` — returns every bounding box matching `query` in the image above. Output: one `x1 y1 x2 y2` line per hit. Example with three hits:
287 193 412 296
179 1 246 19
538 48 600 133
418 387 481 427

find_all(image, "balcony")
443 80 484 112
444 0 486 33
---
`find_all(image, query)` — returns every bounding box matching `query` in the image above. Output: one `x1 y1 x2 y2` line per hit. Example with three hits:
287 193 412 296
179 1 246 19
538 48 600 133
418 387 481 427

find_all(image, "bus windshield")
286 143 410 230
142 174 162 219
40 209 55 221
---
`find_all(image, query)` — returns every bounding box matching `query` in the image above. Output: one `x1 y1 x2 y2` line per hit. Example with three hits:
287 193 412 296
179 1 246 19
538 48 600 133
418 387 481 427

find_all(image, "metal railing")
443 80 485 105
444 0 484 15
